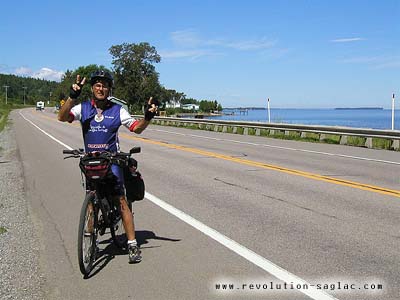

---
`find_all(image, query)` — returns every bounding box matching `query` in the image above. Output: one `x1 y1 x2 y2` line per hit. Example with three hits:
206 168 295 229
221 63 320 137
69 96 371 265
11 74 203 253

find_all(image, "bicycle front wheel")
77 193 97 276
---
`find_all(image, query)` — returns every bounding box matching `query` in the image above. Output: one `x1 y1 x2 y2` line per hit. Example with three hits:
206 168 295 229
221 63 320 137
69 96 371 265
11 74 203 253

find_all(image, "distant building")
165 100 181 109
181 104 199 111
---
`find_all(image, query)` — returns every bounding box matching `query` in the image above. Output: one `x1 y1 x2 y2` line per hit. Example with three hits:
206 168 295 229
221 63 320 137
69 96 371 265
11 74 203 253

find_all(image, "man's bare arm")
131 118 150 134
58 98 75 122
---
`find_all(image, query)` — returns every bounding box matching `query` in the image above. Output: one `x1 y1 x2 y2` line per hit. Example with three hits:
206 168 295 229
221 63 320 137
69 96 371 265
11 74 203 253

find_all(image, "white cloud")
330 37 365 43
170 29 276 51
207 37 276 50
170 29 201 47
160 49 221 60
32 67 64 81
164 29 282 62
15 67 32 75
12 67 64 81
339 55 400 69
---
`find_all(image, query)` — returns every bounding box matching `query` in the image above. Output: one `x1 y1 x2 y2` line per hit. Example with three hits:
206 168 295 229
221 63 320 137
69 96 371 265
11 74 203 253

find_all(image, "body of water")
206 109 400 130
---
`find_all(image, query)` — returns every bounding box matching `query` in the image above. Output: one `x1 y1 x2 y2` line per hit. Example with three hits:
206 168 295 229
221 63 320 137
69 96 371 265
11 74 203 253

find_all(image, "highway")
11 108 400 300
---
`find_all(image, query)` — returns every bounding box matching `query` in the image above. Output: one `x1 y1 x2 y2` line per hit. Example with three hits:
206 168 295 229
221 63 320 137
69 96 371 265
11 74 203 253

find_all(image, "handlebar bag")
79 156 111 180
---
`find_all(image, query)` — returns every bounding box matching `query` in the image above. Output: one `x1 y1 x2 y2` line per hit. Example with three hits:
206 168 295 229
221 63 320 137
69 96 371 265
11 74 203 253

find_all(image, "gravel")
0 124 45 300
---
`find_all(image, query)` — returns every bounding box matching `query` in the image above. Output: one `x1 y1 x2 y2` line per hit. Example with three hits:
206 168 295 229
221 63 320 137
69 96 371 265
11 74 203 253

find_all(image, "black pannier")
123 158 145 201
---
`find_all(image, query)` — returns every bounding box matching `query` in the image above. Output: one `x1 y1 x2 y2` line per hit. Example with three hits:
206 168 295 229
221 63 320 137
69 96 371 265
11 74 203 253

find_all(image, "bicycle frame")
63 147 141 276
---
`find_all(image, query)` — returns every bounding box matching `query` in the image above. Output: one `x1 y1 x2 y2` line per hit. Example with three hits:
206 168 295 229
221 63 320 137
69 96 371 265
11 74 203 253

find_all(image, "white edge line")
19 112 73 150
21 112 338 300
145 192 338 300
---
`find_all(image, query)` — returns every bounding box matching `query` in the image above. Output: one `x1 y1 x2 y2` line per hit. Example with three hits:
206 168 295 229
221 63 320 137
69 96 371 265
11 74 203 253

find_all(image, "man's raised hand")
69 75 86 99
144 97 159 121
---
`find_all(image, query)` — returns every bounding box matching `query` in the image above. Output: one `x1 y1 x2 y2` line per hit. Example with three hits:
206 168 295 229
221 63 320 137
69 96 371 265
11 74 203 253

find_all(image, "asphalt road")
12 108 400 300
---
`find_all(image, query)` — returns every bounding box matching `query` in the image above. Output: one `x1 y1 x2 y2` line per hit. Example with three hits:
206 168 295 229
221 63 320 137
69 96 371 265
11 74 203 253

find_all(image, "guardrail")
133 115 400 151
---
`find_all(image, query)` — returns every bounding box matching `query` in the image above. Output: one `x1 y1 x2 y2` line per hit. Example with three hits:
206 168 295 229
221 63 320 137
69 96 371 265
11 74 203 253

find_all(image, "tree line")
0 74 58 105
0 42 222 113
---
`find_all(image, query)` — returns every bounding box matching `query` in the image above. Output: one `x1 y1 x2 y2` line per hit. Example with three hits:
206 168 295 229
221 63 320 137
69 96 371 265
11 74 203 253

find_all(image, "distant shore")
224 107 385 110
175 112 222 118
334 107 383 110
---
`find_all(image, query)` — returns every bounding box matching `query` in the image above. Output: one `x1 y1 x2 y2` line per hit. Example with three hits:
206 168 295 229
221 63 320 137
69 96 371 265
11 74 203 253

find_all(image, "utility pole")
392 93 395 130
22 86 27 105
3 85 9 105
267 97 271 123
49 91 52 105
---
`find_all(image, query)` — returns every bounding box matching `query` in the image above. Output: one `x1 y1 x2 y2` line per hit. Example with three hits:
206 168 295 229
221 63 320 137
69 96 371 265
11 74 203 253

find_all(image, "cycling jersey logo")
94 114 104 122
88 143 109 149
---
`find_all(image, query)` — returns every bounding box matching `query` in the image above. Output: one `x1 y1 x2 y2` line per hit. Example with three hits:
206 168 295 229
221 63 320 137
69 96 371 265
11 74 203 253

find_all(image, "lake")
205 109 400 130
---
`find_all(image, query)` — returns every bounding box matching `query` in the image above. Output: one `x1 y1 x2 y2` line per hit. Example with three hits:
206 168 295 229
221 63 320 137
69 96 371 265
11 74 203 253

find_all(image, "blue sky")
0 0 399 108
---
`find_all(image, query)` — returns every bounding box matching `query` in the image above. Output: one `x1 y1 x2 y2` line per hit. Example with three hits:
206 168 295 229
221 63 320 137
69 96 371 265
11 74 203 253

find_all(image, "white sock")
127 239 137 247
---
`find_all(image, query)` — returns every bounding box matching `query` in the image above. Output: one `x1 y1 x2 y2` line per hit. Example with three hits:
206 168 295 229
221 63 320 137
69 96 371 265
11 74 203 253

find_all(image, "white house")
165 100 181 109
181 104 200 111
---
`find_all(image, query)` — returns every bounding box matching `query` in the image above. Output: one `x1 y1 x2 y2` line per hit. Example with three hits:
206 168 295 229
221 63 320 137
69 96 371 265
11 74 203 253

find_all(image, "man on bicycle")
58 69 157 263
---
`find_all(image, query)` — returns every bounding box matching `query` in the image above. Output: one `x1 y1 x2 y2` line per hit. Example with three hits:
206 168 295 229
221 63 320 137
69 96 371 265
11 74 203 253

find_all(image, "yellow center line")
120 133 400 198
37 111 400 198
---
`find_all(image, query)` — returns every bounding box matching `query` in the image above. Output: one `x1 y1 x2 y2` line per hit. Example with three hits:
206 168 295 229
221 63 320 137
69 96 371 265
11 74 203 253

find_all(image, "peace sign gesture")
144 96 159 121
70 75 86 99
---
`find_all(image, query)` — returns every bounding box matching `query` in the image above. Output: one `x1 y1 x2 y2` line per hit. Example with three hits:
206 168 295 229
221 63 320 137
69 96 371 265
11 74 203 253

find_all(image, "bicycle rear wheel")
77 193 97 275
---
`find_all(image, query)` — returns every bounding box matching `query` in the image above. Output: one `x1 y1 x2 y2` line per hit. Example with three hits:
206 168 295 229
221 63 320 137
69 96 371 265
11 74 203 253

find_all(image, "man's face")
91 79 111 101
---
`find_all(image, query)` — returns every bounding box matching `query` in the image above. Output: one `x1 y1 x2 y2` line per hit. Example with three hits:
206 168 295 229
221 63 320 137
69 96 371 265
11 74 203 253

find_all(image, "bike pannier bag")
124 168 145 201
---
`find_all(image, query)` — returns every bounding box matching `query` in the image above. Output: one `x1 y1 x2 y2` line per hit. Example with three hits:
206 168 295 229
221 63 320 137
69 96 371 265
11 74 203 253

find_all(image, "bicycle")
63 147 141 275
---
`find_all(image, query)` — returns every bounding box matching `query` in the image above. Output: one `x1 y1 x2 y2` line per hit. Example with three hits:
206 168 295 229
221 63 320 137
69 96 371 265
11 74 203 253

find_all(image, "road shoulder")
0 123 45 300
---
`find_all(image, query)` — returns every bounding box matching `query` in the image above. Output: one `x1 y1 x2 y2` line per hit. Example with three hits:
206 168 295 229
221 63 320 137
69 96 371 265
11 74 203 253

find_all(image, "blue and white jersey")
69 99 138 153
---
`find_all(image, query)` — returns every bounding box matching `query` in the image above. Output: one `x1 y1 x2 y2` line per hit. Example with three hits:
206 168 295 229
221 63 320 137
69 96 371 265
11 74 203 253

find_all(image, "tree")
0 74 58 105
199 99 222 113
109 42 162 111
53 64 110 104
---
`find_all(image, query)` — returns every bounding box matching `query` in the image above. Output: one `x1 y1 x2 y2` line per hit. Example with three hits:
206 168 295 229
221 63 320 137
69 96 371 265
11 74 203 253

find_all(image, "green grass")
0 108 10 132
236 127 244 134
0 226 7 235
259 129 270 136
347 136 366 147
226 126 234 134
0 103 26 132
321 134 341 144
186 124 200 130
302 132 321 142
372 138 392 150
247 128 256 135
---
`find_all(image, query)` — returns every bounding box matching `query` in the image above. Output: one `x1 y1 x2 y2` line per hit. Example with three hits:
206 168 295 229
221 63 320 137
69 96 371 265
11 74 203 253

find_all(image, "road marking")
35 112 400 166
121 134 400 198
19 111 339 300
145 193 338 300
149 128 400 166
19 112 73 150
31 111 400 198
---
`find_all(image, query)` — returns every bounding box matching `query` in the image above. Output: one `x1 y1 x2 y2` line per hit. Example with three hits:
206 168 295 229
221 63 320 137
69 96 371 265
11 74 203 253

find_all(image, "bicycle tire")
77 193 97 275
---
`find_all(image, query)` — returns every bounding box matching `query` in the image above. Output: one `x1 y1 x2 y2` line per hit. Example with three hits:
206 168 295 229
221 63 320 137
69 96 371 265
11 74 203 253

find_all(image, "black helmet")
90 70 114 87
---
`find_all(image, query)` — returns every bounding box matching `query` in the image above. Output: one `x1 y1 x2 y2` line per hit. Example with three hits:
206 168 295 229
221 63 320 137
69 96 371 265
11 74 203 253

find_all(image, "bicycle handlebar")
62 147 141 160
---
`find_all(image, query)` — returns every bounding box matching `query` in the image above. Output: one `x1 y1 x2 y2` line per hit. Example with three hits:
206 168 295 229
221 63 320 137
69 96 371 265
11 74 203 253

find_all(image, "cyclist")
58 70 158 263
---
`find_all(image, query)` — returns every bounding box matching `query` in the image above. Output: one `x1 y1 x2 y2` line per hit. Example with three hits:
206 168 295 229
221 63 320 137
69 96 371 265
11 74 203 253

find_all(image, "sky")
0 0 399 108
